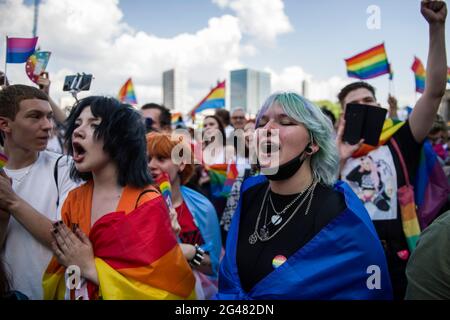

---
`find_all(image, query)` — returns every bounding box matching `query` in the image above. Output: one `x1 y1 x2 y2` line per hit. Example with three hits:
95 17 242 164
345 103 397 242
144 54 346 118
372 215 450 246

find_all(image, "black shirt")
236 181 347 293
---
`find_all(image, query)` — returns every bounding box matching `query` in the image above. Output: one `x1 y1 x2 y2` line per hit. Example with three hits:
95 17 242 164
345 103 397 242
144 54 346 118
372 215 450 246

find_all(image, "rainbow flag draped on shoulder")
345 43 390 80
411 57 426 93
190 81 225 116
42 182 196 300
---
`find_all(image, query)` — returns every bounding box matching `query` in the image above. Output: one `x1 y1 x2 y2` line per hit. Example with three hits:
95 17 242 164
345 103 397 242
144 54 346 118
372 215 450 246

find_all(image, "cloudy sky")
1 0 449 113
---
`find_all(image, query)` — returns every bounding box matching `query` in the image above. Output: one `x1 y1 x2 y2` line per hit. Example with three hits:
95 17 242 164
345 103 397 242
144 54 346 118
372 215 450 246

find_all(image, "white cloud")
213 0 293 44
267 66 350 102
0 0 244 113
0 0 343 114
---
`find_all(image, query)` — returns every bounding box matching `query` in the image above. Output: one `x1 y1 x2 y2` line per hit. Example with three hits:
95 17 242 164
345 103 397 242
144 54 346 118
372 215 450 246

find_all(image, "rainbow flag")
118 78 138 105
221 163 238 197
156 173 173 209
171 112 185 128
447 67 450 83
43 185 196 300
206 164 228 198
0 152 8 169
190 81 225 116
411 57 426 93
345 43 390 80
6 36 38 63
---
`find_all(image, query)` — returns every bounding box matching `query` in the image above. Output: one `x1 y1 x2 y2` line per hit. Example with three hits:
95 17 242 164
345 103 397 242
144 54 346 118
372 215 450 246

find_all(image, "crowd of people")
0 0 449 300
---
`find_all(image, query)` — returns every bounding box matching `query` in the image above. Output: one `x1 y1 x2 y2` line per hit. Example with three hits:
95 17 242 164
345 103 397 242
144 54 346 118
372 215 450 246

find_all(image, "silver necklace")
249 181 317 245
268 180 313 225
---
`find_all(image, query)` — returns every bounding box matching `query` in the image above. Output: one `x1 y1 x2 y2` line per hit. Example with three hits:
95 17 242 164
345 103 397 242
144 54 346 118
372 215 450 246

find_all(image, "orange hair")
146 132 194 185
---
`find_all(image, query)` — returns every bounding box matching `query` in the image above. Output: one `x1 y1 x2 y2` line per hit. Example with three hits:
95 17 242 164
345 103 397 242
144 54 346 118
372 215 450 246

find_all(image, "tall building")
230 69 271 115
162 68 187 111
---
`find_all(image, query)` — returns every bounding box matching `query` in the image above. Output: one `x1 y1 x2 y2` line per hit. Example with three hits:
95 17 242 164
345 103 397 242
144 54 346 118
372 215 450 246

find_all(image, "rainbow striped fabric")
345 43 390 79
42 183 196 300
206 164 227 198
0 152 8 169
190 81 225 116
156 173 173 209
221 163 238 197
206 163 238 198
447 67 450 83
411 57 426 93
6 37 38 63
118 78 138 105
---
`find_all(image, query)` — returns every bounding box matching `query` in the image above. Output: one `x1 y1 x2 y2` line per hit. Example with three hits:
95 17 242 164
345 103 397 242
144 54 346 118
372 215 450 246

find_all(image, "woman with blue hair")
216 92 393 300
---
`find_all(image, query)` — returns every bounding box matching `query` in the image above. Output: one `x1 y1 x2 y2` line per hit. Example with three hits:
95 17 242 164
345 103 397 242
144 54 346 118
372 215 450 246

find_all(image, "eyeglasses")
232 116 246 120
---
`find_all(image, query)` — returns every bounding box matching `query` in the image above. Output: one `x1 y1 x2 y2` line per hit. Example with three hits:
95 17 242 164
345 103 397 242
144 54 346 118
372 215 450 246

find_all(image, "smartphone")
343 104 366 145
343 103 387 146
63 74 93 92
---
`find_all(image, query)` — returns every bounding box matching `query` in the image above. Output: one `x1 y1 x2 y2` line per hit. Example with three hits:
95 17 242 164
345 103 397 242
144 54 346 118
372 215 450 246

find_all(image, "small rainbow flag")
25 51 51 84
345 43 390 80
156 172 173 209
447 67 450 83
190 81 225 116
221 163 238 197
0 152 8 169
6 36 38 63
206 164 228 198
411 57 426 93
118 78 138 105
171 112 185 128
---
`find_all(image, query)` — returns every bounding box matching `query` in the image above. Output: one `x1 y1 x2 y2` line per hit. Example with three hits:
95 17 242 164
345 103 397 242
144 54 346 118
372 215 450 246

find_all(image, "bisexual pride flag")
6 36 38 63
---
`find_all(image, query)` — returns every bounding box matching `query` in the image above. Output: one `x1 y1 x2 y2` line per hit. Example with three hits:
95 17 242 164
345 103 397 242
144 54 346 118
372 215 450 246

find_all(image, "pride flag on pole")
118 78 138 105
190 81 225 116
345 43 390 80
6 37 38 63
411 57 426 93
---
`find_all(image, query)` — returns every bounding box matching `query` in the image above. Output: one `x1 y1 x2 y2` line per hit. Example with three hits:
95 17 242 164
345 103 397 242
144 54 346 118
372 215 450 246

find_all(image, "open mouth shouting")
72 141 86 163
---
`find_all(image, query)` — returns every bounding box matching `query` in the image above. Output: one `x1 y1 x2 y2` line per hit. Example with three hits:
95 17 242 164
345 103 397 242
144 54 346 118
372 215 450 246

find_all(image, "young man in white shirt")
0 84 77 299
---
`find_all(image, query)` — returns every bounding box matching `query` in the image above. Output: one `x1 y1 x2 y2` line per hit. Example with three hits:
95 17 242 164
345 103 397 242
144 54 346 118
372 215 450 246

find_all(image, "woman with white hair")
216 92 393 300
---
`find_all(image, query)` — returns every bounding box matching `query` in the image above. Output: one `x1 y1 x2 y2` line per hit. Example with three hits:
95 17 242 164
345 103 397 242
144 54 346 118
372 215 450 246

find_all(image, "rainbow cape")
352 119 449 251
190 81 225 116
118 78 138 105
42 183 195 300
345 43 390 80
411 57 426 94
6 36 38 63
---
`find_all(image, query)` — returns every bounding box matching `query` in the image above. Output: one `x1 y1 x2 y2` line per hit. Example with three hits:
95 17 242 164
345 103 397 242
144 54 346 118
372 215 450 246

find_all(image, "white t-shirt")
341 145 398 221
2 151 78 300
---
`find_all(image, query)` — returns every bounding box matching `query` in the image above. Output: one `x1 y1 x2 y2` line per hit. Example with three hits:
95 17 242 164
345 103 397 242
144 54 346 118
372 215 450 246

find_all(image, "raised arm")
409 0 447 143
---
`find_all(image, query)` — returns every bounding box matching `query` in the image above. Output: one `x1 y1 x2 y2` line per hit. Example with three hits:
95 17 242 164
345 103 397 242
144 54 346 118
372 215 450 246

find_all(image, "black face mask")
261 146 309 181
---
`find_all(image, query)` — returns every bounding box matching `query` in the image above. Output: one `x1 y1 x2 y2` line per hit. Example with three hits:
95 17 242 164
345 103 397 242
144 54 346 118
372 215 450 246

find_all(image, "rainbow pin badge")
272 255 287 269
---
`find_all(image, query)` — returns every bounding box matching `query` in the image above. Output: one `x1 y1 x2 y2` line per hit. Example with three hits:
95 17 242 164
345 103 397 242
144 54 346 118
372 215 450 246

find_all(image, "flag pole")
3 36 7 86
